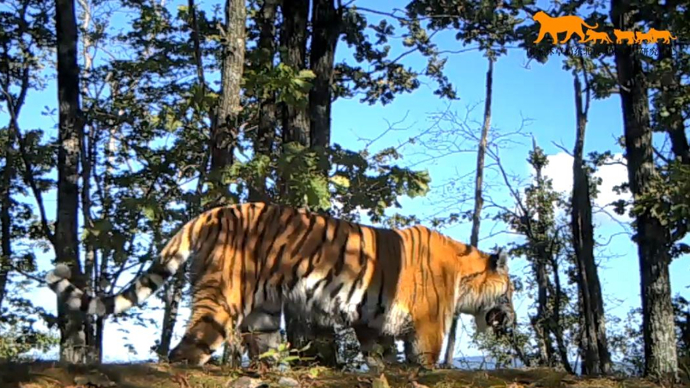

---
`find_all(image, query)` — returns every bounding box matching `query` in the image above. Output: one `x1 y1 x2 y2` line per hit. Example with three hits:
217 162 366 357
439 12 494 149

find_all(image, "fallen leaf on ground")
372 373 390 388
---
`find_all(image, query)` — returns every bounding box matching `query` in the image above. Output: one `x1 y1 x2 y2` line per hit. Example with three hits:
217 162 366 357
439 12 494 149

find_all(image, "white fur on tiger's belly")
284 276 367 327
381 303 412 336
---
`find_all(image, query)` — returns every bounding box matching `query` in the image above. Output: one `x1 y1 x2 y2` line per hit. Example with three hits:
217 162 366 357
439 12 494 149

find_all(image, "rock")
277 376 300 387
225 376 268 388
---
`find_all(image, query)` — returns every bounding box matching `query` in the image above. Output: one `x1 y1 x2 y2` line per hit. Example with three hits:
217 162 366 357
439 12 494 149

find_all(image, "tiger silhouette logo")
581 29 613 44
613 29 636 45
533 11 599 44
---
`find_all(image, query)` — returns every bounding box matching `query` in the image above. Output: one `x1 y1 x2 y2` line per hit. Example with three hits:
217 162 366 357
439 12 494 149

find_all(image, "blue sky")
3 0 688 364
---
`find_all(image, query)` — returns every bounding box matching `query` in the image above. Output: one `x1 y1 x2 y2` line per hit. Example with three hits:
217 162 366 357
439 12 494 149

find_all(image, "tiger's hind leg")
168 285 237 365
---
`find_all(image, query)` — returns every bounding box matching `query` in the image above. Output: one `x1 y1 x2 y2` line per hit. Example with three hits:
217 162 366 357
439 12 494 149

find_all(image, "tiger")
532 11 599 44
46 202 515 367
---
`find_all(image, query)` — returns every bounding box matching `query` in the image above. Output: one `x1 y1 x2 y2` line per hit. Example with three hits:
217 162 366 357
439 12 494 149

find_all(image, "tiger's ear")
492 248 509 272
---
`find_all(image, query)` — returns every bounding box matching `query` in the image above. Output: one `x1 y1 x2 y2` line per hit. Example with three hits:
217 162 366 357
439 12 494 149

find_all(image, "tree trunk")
444 57 493 366
209 0 246 365
209 0 246 196
81 121 99 363
0 131 12 311
55 0 92 364
611 0 679 381
549 254 573 374
309 0 339 153
532 143 555 367
532 255 555 367
571 73 611 375
157 270 185 359
249 0 278 202
279 0 310 147
155 211 186 361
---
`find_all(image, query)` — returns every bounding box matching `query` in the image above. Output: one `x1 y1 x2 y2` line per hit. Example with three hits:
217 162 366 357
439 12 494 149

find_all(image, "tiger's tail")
46 215 200 316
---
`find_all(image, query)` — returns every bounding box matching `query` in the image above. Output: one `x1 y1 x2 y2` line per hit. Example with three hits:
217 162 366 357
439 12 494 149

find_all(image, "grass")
0 362 680 388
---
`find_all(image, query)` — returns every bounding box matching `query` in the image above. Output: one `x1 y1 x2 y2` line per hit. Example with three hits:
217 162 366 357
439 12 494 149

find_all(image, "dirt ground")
0 362 681 388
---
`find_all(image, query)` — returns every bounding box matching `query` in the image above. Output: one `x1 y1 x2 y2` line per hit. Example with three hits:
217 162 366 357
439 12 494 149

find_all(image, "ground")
0 362 681 388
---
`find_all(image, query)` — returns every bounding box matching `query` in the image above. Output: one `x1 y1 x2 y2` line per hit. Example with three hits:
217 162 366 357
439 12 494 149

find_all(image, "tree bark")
279 0 310 147
80 129 98 362
157 270 185 359
309 0 339 152
532 254 555 367
206 3 247 365
55 0 92 364
444 57 493 366
0 131 12 312
153 212 185 360
532 140 555 367
611 0 679 381
571 73 612 376
249 0 279 202
549 253 573 374
209 0 246 192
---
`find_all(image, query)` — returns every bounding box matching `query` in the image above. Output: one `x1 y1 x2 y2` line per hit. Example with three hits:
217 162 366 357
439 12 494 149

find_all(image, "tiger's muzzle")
485 304 515 337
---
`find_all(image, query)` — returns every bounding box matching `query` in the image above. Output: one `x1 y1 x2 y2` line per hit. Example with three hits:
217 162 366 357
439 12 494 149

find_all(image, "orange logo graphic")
581 29 613 44
613 29 636 44
533 11 599 44
643 28 677 44
532 11 678 45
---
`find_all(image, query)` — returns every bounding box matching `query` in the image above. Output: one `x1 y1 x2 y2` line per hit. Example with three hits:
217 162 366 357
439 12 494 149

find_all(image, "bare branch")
552 141 574 157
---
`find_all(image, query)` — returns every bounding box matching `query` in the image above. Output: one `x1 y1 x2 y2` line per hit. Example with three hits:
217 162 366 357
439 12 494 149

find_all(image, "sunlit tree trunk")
611 0 679 381
0 130 13 312
55 0 92 364
444 57 493 366
249 0 279 202
571 73 611 375
209 0 246 202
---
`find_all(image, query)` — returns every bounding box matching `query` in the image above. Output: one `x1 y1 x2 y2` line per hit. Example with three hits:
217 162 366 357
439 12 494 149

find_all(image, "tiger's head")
455 248 515 338
532 10 549 24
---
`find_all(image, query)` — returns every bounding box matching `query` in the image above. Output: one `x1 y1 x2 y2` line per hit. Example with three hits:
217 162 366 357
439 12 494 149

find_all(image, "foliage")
612 161 690 258
607 308 645 376
258 341 315 367
0 287 59 360
335 5 458 104
672 296 690 364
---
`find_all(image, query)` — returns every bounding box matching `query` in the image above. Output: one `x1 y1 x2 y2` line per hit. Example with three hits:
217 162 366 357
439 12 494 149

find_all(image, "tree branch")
0 89 55 245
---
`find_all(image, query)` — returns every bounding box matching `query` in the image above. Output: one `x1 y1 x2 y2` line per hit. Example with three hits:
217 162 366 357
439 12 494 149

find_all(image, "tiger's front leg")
404 317 444 370
353 325 398 371
240 304 283 362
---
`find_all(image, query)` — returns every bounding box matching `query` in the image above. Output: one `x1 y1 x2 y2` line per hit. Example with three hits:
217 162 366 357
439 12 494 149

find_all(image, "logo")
532 11 677 45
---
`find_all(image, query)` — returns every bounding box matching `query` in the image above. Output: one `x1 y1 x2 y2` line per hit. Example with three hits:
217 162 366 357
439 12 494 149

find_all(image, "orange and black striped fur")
46 202 515 367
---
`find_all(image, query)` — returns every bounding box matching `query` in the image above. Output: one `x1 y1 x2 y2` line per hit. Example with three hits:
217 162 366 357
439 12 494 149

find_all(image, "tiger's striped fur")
46 202 515 367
